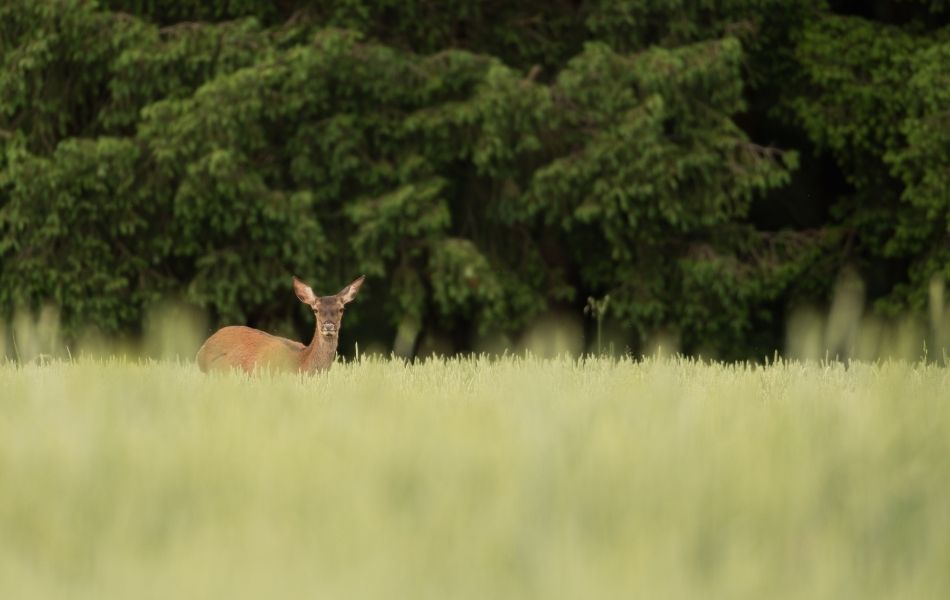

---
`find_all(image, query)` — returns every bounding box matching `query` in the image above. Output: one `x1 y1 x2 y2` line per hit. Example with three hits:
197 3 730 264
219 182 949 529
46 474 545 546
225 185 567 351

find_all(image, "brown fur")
196 275 364 374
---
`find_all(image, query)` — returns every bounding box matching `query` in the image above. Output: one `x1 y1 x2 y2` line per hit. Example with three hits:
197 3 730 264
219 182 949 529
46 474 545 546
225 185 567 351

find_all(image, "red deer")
196 275 364 374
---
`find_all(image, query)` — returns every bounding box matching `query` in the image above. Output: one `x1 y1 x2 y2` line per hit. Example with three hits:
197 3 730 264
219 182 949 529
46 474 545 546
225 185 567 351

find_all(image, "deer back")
196 326 305 373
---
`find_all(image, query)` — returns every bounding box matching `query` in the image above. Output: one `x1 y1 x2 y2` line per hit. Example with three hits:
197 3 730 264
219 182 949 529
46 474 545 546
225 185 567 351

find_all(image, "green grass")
1 355 949 598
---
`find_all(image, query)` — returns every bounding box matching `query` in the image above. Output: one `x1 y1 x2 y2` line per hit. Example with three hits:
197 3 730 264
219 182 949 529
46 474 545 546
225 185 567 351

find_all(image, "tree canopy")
2 0 949 358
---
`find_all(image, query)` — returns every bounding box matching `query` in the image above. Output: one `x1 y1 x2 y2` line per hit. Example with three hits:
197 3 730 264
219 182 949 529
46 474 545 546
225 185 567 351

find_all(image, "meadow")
1 354 949 599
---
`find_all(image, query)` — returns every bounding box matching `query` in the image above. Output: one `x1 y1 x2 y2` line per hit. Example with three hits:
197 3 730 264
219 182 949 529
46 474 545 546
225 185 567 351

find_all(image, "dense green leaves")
0 137 154 331
1 0 948 357
792 13 950 313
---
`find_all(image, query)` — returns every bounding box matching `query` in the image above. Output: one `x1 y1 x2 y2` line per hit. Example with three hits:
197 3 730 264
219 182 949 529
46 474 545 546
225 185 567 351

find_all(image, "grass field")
1 355 949 598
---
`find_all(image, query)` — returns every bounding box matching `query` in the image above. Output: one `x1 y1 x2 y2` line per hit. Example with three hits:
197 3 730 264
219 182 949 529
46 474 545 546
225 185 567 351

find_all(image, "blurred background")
2 0 950 361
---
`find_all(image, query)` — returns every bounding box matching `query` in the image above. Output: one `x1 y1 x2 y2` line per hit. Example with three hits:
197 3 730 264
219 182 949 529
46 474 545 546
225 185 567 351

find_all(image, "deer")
196 275 364 374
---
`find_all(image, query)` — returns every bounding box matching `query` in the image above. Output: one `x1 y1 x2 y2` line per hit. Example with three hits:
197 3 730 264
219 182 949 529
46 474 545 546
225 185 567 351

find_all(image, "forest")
2 0 950 359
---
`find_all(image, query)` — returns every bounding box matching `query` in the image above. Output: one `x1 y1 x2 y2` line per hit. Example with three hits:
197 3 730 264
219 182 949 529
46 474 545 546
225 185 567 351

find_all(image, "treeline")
1 0 949 359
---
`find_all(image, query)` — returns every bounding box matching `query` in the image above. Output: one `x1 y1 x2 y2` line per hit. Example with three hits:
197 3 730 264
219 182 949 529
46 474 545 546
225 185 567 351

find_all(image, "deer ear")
293 276 318 306
338 275 365 304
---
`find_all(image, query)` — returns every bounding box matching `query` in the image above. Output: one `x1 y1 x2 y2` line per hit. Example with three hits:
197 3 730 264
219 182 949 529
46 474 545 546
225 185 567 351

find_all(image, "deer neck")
300 326 338 373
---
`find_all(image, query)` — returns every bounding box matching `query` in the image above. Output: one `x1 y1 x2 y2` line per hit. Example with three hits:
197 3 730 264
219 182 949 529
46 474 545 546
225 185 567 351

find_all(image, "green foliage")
100 0 284 25
105 18 270 134
519 39 808 351
0 137 152 331
2 0 949 357
790 14 950 314
886 36 950 308
0 0 143 153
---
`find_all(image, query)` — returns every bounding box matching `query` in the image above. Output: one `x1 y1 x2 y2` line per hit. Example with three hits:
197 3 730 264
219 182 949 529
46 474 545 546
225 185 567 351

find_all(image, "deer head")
293 275 365 339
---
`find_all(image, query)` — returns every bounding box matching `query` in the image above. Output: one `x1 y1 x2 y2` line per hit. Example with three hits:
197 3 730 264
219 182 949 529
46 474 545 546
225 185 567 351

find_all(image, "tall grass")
1 354 949 598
